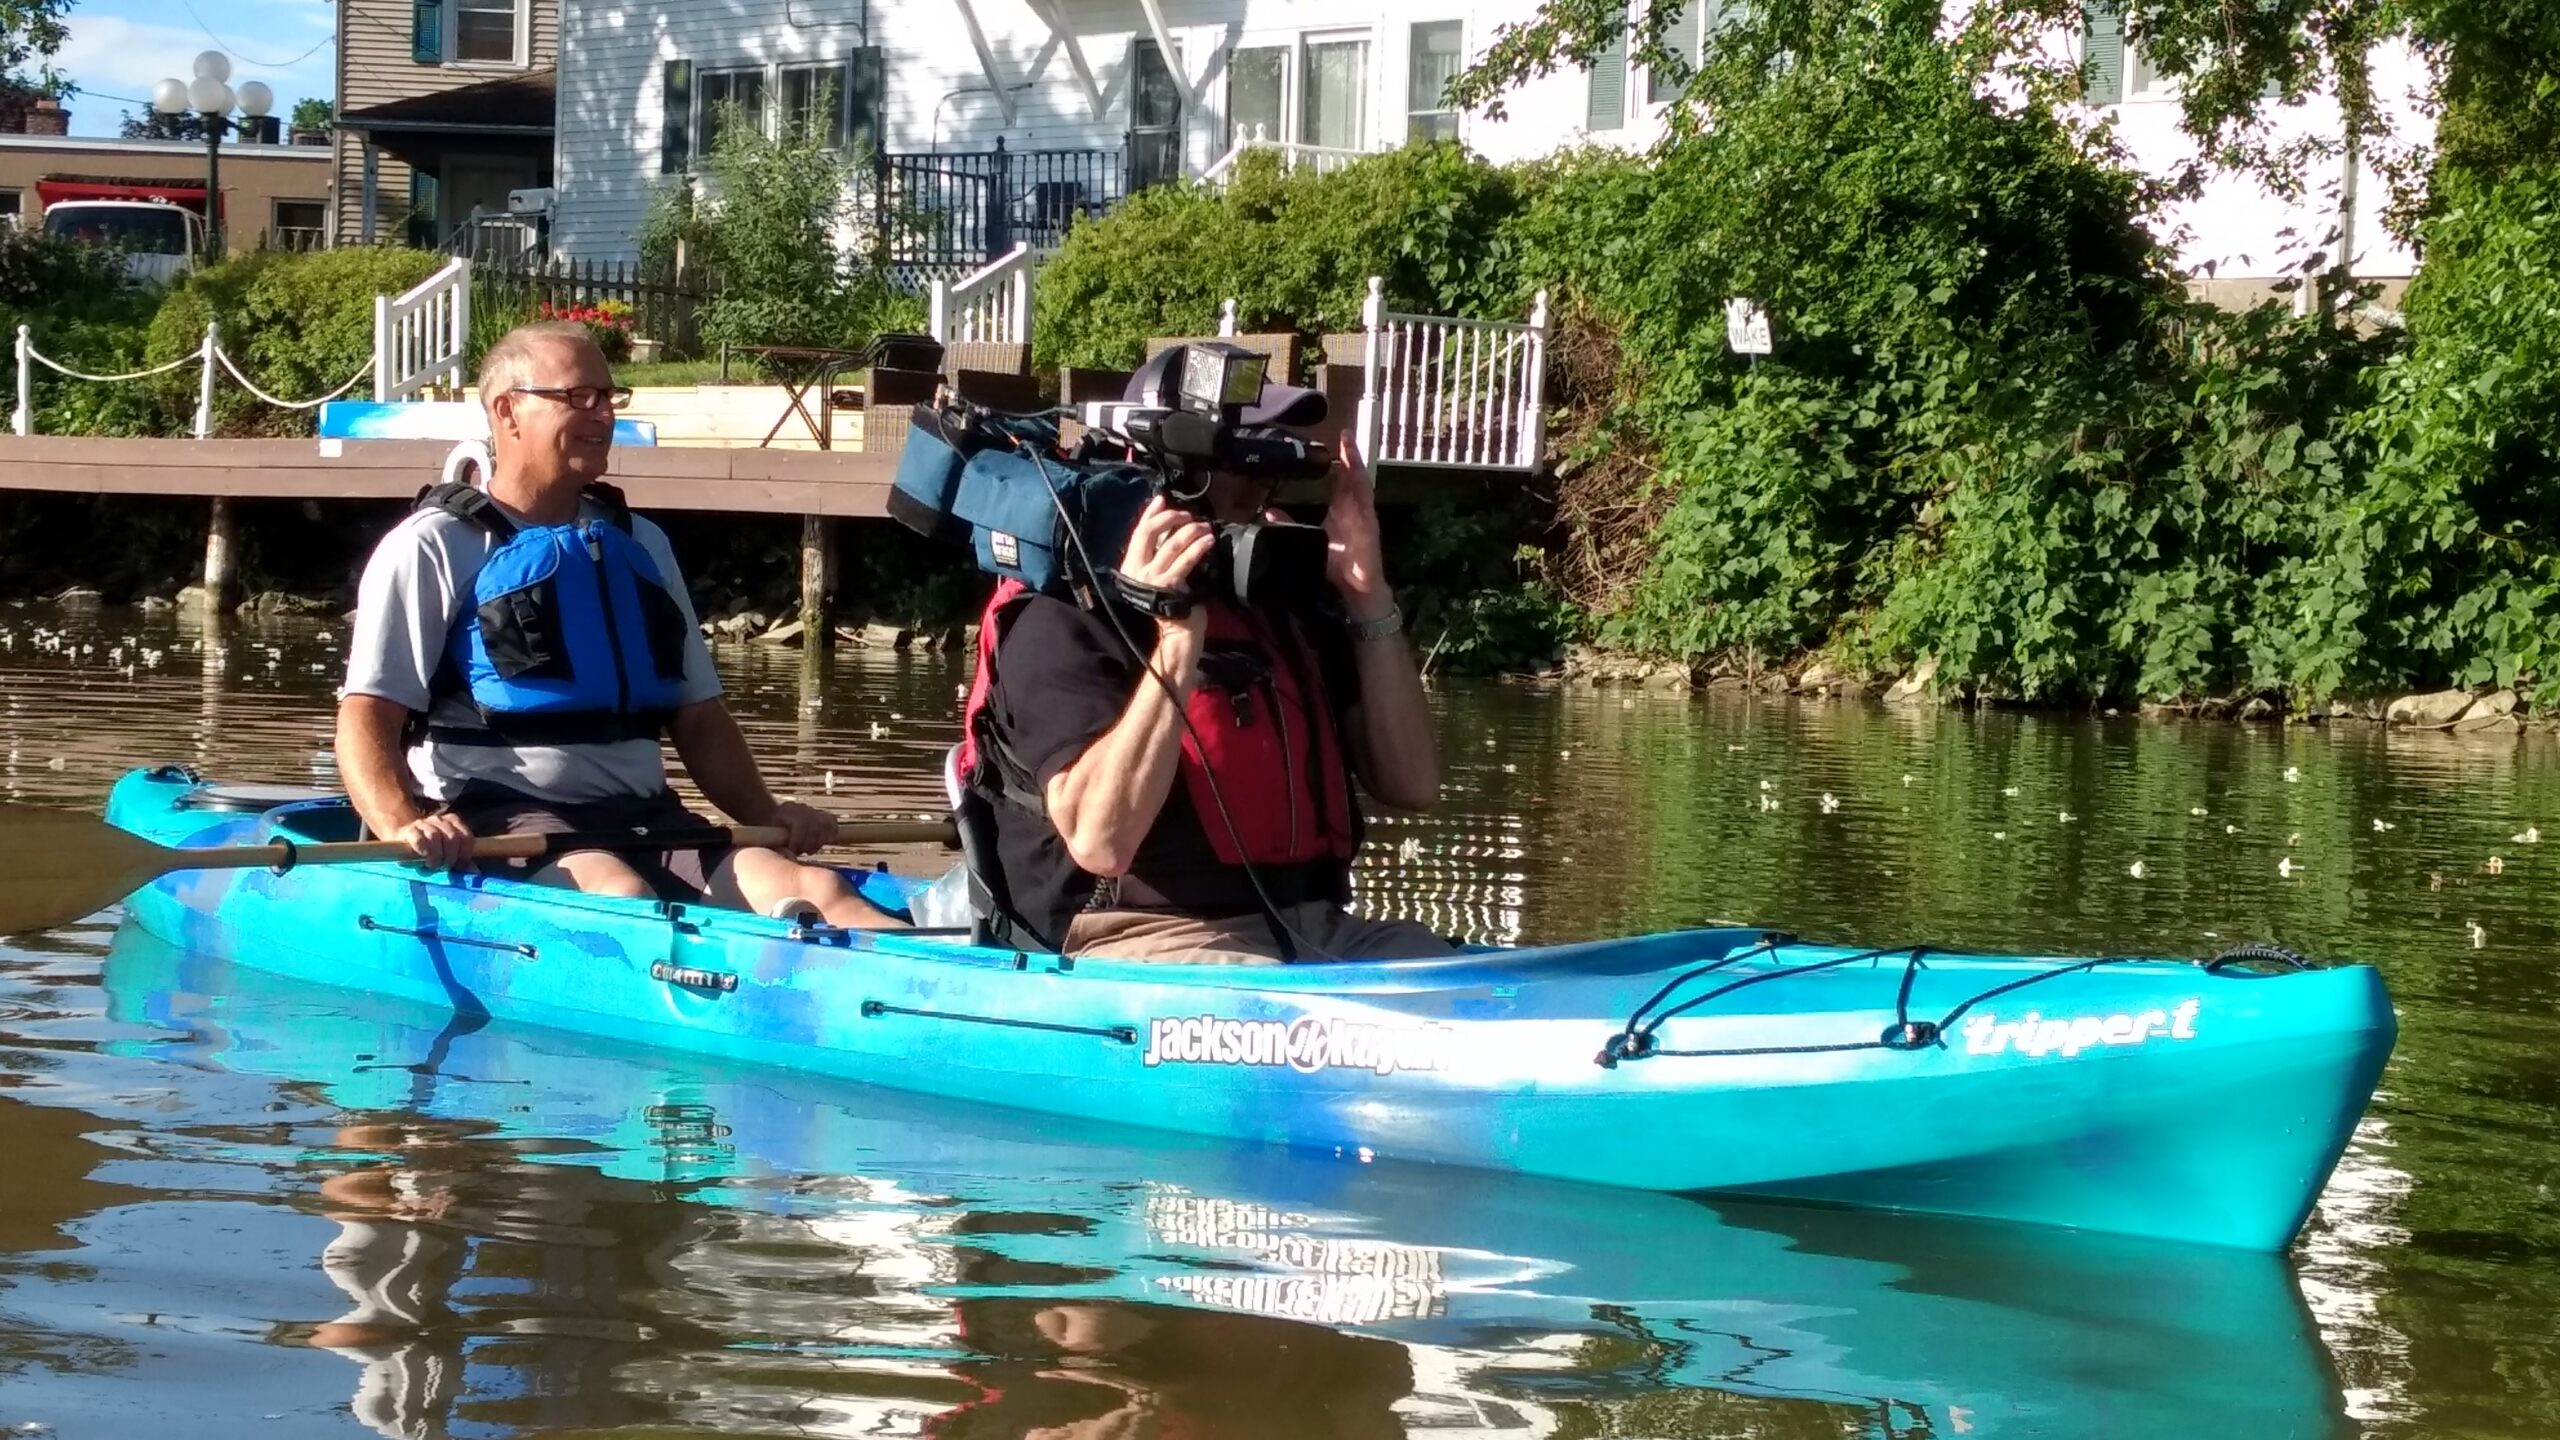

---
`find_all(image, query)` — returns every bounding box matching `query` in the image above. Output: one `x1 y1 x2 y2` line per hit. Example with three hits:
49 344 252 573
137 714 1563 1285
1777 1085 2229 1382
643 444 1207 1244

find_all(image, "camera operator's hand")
1122 496 1213 668
1324 435 1394 619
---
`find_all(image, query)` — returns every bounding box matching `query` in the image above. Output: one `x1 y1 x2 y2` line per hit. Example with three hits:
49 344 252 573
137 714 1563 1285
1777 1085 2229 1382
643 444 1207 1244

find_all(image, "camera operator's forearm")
1044 641 1199 875
1349 630 1439 811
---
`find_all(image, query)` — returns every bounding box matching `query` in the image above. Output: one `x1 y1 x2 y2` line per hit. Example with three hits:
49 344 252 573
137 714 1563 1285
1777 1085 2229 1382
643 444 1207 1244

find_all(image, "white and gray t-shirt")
340 498 722 803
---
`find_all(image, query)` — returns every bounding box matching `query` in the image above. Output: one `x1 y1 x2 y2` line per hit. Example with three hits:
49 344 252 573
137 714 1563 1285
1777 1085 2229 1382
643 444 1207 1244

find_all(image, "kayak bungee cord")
1596 941 2154 1067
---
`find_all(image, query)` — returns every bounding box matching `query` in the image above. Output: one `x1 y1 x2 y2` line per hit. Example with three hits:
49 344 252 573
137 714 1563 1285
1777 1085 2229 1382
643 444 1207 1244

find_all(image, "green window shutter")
661 60 692 173
847 47 885 154
1586 26 1627 130
411 0 444 63
2083 4 2123 105
1650 2 1701 104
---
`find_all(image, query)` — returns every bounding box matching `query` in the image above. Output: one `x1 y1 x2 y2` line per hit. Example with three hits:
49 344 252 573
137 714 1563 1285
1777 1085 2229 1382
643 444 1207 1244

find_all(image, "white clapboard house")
541 0 2432 296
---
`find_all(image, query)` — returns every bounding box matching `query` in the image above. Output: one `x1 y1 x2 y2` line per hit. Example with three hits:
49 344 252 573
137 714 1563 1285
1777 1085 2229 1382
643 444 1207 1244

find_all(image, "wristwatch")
1348 604 1404 643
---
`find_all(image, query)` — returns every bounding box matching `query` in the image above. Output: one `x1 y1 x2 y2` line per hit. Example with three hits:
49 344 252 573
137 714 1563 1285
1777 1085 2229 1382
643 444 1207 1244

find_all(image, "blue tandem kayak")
78 922 2355 1438
103 764 2398 1251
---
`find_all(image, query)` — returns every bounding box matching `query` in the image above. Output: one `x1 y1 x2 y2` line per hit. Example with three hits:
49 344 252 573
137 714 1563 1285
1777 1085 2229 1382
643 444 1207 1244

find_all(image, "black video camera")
1102 342 1333 612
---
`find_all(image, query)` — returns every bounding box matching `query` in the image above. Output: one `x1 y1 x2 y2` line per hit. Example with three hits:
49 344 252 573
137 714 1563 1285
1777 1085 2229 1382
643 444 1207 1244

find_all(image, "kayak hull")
103 766 2397 1251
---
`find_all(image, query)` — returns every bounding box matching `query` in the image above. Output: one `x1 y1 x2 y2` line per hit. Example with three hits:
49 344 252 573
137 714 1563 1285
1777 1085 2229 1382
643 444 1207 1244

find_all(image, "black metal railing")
876 140 1128 269
473 253 714 357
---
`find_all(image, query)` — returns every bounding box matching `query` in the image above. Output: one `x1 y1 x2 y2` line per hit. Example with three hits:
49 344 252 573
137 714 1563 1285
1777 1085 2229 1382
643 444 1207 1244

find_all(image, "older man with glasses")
332 320 899 926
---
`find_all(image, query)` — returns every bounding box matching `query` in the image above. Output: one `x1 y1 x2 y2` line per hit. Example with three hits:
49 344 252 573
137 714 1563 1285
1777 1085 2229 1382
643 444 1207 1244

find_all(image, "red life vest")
959 579 1358 871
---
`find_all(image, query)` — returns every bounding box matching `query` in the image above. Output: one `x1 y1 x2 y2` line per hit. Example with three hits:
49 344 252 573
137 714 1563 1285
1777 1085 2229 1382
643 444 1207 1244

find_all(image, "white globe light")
235 81 272 117
151 77 189 115
192 50 229 82
188 76 232 114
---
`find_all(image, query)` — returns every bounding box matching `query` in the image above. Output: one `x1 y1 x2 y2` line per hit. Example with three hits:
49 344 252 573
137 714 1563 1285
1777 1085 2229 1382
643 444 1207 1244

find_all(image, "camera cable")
1013 431 1336 963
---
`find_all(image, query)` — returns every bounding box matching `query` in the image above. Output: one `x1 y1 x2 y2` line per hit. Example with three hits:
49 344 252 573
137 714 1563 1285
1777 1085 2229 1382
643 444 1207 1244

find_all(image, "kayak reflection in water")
928 1297 1415 1440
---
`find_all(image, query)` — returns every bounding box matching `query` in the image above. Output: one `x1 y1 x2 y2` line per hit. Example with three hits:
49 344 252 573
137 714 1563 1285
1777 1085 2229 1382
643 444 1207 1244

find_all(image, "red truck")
34 176 216 284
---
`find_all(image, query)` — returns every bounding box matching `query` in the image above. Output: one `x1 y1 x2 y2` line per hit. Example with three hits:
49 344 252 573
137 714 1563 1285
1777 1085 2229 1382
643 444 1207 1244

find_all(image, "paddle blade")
0 802 177 937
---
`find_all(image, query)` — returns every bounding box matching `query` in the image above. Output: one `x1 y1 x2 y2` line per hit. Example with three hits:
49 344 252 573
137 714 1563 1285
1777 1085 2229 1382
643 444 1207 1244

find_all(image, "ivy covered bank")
1039 0 2560 712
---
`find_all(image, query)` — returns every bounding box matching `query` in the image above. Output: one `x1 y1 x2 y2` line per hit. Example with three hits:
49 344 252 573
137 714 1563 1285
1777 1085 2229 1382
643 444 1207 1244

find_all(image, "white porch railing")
373 258 471 402
1355 276 1550 471
927 243 1033 347
1202 125 1370 184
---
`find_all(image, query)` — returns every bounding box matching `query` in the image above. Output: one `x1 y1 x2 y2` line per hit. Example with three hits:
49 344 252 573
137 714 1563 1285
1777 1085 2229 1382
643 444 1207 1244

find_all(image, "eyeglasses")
510 385 634 413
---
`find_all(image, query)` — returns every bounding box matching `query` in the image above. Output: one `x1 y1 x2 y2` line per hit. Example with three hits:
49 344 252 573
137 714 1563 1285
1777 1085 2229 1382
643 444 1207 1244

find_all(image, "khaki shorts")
1062 900 1455 966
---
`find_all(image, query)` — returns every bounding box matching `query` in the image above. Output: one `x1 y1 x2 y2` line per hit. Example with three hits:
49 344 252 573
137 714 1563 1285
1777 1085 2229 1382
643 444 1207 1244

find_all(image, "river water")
0 601 2554 1438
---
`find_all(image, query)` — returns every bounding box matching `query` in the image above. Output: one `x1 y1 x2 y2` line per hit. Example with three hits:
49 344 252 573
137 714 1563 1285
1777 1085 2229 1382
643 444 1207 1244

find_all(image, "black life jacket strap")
414 479 515 541
424 709 672 747
412 479 638 538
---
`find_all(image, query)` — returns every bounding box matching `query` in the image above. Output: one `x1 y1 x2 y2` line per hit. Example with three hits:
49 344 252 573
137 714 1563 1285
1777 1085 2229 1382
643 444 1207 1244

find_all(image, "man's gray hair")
478 321 603 409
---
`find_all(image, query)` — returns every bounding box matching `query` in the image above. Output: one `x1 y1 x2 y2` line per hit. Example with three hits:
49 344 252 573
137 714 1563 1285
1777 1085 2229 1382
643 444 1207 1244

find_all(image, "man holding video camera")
971 348 1449 964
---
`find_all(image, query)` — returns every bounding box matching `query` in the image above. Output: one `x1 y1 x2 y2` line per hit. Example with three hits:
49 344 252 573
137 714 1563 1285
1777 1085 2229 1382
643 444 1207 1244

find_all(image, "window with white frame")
697 67 768 159
1300 34 1369 150
452 0 520 65
779 63 846 149
1228 45 1288 144
1407 22 1462 142
2124 42 2174 98
1648 1 1703 104
1226 32 1377 152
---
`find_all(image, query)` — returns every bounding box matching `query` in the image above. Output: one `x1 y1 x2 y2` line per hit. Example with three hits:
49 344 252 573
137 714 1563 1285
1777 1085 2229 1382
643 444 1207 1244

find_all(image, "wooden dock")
0 435 904 518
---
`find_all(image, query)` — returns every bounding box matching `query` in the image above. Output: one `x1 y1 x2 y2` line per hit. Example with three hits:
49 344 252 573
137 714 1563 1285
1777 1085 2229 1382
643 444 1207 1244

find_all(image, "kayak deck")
102 766 2398 1250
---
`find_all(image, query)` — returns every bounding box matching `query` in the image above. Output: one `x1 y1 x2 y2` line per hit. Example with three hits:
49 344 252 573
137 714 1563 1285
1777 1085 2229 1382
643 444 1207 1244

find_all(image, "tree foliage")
1032 143 1524 372
0 0 68 95
638 99 912 354
1450 0 2560 227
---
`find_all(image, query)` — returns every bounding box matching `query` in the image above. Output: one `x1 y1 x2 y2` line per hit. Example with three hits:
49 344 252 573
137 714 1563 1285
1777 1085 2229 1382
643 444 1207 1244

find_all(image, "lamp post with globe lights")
151 52 272 262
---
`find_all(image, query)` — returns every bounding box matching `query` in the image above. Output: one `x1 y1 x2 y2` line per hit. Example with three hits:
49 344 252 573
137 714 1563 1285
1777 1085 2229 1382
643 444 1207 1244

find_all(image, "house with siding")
331 0 559 248
540 0 2427 297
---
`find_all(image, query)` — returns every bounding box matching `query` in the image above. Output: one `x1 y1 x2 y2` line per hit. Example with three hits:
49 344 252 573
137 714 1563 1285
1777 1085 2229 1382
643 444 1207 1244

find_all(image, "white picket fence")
1354 277 1550 471
374 257 471 401
927 243 1033 347
1202 126 1369 184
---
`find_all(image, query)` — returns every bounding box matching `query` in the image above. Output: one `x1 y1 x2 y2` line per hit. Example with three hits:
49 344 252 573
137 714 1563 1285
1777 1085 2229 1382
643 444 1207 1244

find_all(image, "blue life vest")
416 481 694 746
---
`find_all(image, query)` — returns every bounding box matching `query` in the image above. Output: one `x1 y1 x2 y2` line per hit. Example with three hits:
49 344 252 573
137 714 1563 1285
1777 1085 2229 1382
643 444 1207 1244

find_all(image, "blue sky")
56 0 336 137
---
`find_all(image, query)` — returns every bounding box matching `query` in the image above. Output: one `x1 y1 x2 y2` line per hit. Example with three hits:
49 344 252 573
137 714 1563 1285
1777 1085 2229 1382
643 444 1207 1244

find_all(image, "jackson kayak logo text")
1140 1013 1453 1076
1144 1191 1447 1322
1961 998 2200 1058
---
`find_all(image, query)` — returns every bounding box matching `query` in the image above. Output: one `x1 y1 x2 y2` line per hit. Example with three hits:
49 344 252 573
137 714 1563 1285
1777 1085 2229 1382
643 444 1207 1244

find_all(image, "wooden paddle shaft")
177 819 957 873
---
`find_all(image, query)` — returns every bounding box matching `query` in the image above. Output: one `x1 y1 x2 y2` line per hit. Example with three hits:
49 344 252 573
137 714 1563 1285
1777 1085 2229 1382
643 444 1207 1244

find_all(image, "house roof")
342 69 555 134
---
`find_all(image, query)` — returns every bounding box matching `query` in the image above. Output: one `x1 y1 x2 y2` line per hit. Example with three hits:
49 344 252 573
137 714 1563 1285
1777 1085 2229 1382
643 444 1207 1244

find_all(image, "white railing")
12 320 372 438
373 257 471 402
927 243 1033 347
1355 276 1550 471
1201 125 1371 184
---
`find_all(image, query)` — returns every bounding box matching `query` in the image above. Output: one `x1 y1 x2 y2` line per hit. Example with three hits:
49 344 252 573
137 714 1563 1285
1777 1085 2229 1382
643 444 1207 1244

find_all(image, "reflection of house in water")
1359 813 1530 946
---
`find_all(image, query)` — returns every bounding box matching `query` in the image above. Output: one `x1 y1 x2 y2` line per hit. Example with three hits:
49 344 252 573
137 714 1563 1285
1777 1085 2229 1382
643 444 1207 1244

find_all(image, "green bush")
1034 142 1525 372
1499 5 2395 702
146 247 443 435
641 102 914 355
2254 166 2560 699
0 228 164 436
